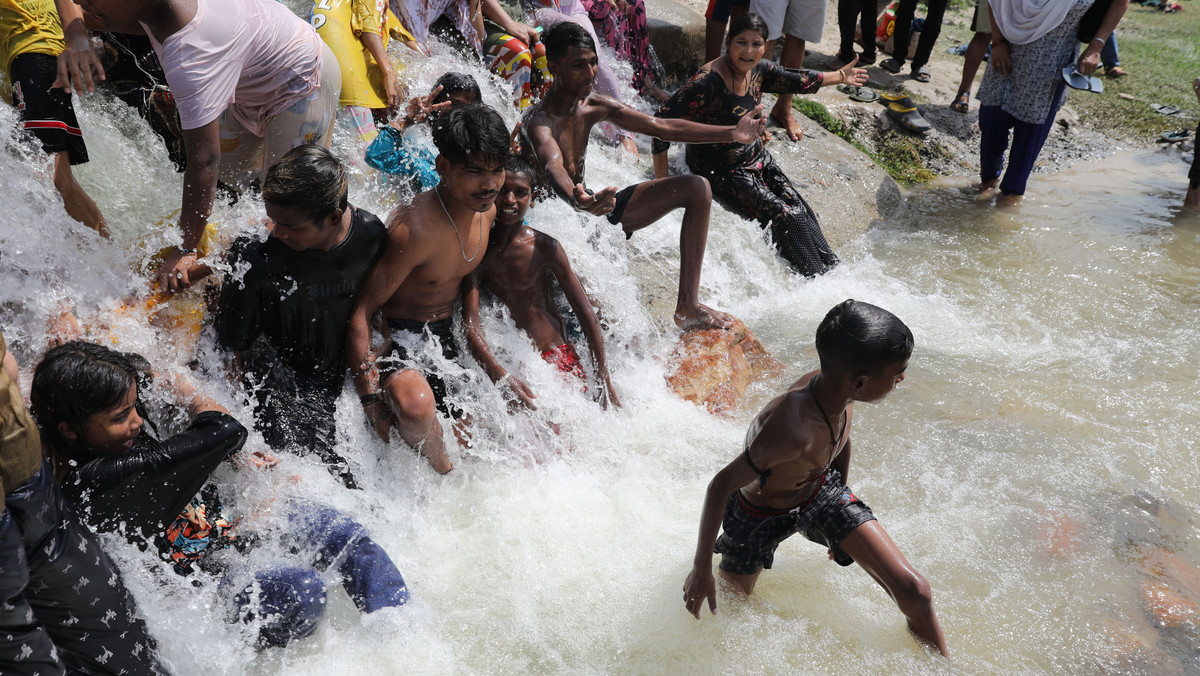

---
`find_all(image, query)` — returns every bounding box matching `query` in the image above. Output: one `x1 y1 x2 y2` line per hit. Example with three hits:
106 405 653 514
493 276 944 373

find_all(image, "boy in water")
348 103 524 474
216 145 388 489
524 21 767 331
682 300 949 657
463 157 620 408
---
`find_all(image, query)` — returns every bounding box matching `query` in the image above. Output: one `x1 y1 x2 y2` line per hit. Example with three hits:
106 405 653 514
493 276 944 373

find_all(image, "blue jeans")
1101 34 1119 70
224 504 409 648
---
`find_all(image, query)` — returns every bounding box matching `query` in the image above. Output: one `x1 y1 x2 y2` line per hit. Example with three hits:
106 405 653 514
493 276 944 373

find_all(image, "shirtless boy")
464 157 621 409
347 103 522 474
683 300 949 657
524 21 767 331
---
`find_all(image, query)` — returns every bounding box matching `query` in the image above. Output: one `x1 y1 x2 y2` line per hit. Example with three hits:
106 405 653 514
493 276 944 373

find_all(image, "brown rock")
665 318 784 416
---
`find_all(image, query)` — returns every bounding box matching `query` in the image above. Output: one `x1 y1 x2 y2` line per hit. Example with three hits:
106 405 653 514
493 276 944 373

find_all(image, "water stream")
1 14 1198 674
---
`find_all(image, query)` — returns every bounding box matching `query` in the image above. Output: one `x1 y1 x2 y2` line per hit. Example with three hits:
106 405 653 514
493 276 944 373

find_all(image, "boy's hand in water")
155 250 200 293
54 29 105 94
502 374 538 410
573 184 617 215
683 566 718 618
731 104 767 144
243 451 280 470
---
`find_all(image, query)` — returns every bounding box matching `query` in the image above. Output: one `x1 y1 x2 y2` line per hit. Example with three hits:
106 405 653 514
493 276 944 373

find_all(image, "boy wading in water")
683 300 949 657
525 21 768 331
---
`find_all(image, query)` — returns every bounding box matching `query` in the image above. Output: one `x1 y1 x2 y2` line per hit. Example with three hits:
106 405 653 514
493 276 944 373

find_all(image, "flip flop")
879 58 902 74
837 84 880 103
1060 66 1103 93
950 91 970 113
912 65 931 83
1158 130 1190 143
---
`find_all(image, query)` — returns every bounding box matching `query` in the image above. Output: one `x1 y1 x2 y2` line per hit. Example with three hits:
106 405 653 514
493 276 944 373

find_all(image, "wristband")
360 392 385 406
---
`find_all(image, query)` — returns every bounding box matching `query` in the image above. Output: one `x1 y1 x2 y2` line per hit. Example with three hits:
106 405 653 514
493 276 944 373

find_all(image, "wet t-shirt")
215 206 387 379
652 59 823 175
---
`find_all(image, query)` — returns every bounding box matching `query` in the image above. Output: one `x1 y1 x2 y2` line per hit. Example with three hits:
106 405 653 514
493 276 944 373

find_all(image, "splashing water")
2 6 1199 672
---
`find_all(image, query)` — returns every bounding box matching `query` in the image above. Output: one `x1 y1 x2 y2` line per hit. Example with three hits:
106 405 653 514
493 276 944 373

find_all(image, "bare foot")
674 303 734 331
974 178 998 193
770 110 804 142
996 192 1023 207
620 135 640 161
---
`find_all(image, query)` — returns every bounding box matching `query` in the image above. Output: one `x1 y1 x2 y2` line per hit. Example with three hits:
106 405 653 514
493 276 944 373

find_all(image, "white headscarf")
990 0 1082 45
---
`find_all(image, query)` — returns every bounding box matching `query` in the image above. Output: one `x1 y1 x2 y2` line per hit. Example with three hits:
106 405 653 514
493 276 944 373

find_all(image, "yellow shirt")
311 0 413 109
0 331 44 505
0 0 64 78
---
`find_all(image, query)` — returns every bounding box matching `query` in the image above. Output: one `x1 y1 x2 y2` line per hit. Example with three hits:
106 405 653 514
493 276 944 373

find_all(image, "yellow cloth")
311 0 412 109
0 331 44 504
0 0 64 77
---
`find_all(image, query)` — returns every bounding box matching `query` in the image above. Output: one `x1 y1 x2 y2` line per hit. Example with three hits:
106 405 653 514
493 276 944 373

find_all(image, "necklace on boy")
434 186 483 262
808 376 846 448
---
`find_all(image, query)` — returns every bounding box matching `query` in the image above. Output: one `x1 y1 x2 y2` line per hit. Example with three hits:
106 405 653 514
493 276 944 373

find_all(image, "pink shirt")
145 0 324 135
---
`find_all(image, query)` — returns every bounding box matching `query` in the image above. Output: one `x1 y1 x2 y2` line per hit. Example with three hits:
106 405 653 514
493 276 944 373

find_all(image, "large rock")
666 318 784 415
646 0 707 83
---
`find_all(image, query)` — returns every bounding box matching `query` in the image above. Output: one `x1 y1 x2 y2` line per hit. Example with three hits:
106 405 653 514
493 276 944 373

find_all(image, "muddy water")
1 18 1199 674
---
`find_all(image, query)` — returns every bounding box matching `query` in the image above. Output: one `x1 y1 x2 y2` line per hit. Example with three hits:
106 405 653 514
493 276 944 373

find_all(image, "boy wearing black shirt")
216 145 386 488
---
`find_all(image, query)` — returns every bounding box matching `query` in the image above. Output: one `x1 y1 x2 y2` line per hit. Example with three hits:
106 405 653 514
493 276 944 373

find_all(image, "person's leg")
484 32 534 110
229 567 327 648
292 505 410 612
883 0 917 70
760 157 838 275
837 0 861 61
953 31 991 109
838 520 950 656
614 176 732 330
996 99 1060 202
771 35 807 141
911 0 948 71
383 369 453 473
51 151 108 238
976 104 1010 192
705 0 733 62
1101 34 1126 76
858 0 877 62
620 0 669 100
0 510 64 676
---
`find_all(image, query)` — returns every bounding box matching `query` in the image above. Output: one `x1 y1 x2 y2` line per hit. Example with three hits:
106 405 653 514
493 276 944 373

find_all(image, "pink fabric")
390 0 480 52
145 0 323 135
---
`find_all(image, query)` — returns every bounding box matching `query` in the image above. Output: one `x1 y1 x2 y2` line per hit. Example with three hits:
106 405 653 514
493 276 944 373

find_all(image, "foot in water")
675 303 734 331
996 192 1023 207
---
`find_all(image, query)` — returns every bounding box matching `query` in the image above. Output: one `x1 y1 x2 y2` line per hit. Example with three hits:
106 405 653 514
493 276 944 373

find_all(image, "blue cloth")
225 504 409 648
364 126 440 191
978 87 1063 196
1101 33 1119 70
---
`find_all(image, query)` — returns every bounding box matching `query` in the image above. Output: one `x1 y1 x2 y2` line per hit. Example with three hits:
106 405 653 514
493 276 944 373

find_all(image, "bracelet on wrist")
360 392 385 407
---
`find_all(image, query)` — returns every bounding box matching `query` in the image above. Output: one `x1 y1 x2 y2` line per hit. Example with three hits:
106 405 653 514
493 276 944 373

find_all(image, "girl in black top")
31 342 410 649
652 13 867 277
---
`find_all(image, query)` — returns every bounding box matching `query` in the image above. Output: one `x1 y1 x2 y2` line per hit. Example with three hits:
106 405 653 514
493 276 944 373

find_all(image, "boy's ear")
57 421 78 441
851 375 869 397
434 153 447 177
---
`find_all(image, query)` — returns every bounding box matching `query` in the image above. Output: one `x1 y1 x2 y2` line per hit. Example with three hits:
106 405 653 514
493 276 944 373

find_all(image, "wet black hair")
544 21 596 63
504 156 536 181
430 72 481 106
432 103 510 167
262 144 348 226
727 13 770 44
814 299 913 376
30 341 154 464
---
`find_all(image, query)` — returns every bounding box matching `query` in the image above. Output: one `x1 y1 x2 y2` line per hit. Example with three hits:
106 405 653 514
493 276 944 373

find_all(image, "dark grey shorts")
715 468 876 575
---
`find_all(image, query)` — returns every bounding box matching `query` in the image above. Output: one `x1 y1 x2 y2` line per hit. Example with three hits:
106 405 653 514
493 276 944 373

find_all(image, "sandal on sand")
913 65 931 83
950 91 970 113
1106 66 1129 78
879 57 902 74
878 93 931 133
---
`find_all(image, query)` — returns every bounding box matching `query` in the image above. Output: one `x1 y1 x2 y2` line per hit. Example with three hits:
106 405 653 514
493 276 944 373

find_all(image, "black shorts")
606 184 638 232
714 468 877 576
381 317 465 420
9 52 89 165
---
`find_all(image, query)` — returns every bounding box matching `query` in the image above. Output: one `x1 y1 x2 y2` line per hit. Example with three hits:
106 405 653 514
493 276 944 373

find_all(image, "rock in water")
666 319 783 416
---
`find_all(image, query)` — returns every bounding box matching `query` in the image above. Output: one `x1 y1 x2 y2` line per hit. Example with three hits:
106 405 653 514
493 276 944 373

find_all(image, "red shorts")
541 343 587 385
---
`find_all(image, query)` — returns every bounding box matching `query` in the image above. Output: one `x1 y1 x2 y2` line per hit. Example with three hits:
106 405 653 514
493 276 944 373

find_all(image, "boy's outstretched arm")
684 454 760 618
606 99 767 146
526 116 618 214
461 273 538 410
544 237 620 408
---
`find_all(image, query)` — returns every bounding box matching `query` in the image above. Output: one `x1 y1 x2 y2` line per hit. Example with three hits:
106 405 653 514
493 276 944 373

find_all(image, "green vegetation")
792 97 948 184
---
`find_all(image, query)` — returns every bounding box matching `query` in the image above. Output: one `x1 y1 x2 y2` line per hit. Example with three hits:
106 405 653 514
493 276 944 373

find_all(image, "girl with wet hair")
31 341 411 649
652 13 867 277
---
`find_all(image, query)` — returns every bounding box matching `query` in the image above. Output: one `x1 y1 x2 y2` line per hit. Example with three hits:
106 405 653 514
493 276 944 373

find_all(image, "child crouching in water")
464 157 621 408
682 300 949 657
